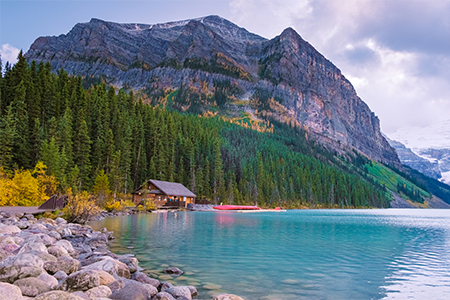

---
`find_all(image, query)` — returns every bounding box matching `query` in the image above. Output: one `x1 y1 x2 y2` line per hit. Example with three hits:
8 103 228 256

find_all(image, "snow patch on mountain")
389 119 450 150
387 119 450 185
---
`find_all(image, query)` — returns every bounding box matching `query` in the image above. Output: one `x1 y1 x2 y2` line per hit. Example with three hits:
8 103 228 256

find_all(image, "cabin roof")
149 179 196 197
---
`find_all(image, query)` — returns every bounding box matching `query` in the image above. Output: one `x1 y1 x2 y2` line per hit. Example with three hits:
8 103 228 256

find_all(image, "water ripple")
91 209 450 300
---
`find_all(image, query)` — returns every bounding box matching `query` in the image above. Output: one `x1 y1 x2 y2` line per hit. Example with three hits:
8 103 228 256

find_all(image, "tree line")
0 53 390 208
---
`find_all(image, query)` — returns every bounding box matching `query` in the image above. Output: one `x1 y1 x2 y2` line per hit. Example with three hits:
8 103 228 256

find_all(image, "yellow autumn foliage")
63 190 101 224
0 162 58 206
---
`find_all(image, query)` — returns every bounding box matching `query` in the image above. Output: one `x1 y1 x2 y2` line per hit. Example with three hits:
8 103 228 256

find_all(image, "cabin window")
184 196 186 201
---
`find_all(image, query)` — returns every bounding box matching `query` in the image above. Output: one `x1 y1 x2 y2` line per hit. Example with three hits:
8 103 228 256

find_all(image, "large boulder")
44 255 80 275
0 236 21 259
0 253 44 283
155 292 176 300
35 290 85 300
81 257 130 279
0 282 23 300
55 217 67 225
57 270 100 292
110 282 152 300
13 277 51 297
85 285 112 299
0 225 21 235
54 240 77 257
47 245 69 257
118 257 139 273
131 272 159 287
142 284 158 297
97 270 115 285
54 270 68 281
28 233 56 246
212 294 246 300
38 271 58 289
165 286 192 300
18 241 48 254
27 250 58 263
159 281 174 292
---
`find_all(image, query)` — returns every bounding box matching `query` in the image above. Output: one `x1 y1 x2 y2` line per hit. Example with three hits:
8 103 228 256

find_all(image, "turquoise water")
90 209 450 299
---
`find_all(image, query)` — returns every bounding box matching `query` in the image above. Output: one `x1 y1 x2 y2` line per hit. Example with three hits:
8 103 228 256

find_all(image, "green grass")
366 162 431 200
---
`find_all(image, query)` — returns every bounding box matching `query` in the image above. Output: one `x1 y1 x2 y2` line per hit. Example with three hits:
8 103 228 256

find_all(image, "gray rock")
38 271 59 289
27 250 58 263
85 285 112 299
13 277 51 297
28 223 48 233
54 270 68 280
71 291 90 300
18 241 48 254
164 267 183 275
15 221 29 229
0 282 23 300
109 282 150 300
118 257 139 273
131 272 159 287
44 255 80 275
212 294 245 300
0 253 44 283
97 270 115 285
106 279 124 292
29 233 56 246
142 283 158 297
61 228 72 236
0 224 21 235
35 290 85 300
82 257 130 279
159 281 174 292
47 230 61 241
186 286 197 297
57 270 100 292
165 286 192 300
155 292 176 300
55 217 67 225
47 244 69 257
54 240 77 257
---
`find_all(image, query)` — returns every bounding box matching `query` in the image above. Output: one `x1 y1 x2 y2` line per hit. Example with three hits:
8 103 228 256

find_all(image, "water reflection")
90 210 450 300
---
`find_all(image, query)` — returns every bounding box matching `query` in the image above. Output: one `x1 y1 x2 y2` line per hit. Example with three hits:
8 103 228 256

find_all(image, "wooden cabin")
132 179 196 208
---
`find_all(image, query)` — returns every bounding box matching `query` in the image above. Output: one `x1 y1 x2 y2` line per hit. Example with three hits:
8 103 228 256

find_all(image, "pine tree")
0 104 16 170
12 80 31 168
213 138 223 204
74 116 92 190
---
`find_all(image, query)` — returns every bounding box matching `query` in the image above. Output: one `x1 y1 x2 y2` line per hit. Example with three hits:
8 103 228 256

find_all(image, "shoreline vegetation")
0 209 246 300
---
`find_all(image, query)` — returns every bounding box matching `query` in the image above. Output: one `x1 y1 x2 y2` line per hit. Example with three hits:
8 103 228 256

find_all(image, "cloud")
0 44 20 65
229 0 450 133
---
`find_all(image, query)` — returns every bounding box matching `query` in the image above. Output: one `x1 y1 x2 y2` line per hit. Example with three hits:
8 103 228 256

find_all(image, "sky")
1 0 450 134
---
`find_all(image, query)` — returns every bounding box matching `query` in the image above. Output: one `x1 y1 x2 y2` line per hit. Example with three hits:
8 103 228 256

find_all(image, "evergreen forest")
0 53 395 208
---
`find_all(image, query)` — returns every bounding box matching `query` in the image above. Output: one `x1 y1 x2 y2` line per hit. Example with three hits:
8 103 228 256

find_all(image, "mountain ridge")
25 15 400 166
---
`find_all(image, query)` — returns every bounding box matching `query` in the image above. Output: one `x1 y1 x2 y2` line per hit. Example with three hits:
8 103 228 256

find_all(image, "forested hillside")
0 54 400 208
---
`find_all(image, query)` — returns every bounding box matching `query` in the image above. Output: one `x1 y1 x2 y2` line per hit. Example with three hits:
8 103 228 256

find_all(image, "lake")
90 209 450 299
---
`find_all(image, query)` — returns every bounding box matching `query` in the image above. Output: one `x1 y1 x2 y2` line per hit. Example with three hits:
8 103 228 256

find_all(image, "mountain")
388 120 450 185
384 135 441 180
25 15 399 166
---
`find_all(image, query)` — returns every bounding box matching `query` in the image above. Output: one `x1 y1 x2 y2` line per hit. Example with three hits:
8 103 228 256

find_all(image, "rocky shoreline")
0 211 244 300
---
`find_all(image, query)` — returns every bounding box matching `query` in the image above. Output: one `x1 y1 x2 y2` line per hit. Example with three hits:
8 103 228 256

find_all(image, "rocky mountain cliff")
25 15 399 165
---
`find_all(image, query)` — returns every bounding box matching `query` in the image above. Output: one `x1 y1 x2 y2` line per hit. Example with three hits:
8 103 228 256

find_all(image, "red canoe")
213 205 261 210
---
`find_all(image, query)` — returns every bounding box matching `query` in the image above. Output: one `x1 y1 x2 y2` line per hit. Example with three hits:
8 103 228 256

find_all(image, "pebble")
204 284 223 290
